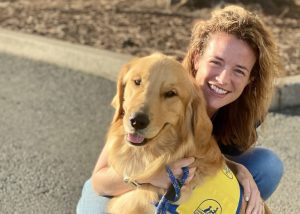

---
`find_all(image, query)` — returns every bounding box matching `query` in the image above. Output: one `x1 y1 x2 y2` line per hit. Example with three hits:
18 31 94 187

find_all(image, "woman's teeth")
209 84 228 95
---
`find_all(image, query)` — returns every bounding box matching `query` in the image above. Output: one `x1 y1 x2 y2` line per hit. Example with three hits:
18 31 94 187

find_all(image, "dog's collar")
123 176 142 188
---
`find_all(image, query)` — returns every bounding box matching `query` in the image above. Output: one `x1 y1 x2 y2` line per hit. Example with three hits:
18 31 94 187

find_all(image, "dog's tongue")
127 133 145 144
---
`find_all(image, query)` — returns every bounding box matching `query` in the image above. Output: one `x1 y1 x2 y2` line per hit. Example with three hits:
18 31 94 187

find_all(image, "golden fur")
105 53 271 213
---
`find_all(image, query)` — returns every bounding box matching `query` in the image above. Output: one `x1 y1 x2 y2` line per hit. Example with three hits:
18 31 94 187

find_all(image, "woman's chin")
207 100 228 115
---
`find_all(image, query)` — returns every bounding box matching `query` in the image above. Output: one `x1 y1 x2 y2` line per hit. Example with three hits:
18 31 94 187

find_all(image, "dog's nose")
130 113 150 130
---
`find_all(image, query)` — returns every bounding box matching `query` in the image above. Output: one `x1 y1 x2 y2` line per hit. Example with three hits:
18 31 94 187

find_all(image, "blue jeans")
76 179 110 214
227 147 284 200
76 147 283 214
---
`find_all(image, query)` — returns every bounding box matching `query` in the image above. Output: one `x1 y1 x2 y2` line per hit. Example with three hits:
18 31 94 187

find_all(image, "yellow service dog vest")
175 165 242 214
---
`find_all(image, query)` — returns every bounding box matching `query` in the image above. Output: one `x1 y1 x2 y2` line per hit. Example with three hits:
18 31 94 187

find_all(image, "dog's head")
111 53 212 149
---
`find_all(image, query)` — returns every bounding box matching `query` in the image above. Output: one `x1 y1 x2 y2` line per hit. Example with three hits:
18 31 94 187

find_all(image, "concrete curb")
0 28 132 82
271 75 300 110
0 28 299 110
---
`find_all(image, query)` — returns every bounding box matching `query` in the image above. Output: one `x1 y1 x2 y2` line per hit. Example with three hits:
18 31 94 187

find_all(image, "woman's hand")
142 157 196 189
236 164 265 214
226 159 265 214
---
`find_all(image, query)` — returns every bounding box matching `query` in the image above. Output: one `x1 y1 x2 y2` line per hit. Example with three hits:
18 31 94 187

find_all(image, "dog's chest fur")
108 129 195 180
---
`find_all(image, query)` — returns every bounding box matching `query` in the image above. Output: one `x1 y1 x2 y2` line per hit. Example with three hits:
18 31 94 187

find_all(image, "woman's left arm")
225 158 265 214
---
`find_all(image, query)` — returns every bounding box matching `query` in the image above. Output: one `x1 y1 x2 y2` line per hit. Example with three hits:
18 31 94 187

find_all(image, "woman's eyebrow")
236 65 250 73
214 56 224 61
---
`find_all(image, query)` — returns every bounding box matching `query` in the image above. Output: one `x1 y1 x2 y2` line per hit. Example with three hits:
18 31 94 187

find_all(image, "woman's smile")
208 82 230 96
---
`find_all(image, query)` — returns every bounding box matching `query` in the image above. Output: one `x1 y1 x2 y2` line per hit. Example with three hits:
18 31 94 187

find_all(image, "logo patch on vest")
222 165 234 179
194 199 222 214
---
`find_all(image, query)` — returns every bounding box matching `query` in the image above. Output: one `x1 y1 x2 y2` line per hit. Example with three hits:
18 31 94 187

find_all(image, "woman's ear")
192 52 200 77
247 75 255 85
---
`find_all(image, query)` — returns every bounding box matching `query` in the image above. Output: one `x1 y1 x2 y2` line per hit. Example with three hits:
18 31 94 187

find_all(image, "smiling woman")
182 5 283 152
182 5 283 213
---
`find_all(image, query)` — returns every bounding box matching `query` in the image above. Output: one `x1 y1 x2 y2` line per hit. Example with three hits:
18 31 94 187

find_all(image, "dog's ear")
191 90 213 146
188 87 224 176
111 63 131 122
189 91 224 180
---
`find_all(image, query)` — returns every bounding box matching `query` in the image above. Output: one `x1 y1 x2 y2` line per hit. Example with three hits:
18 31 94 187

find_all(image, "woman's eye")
134 79 141 86
210 60 221 66
164 90 177 98
235 69 246 76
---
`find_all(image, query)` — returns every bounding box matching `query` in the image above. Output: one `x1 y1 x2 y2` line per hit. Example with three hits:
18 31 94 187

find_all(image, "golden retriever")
105 53 271 214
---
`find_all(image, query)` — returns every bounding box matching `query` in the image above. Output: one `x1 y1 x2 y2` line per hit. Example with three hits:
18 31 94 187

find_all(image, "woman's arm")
91 143 196 196
91 143 133 196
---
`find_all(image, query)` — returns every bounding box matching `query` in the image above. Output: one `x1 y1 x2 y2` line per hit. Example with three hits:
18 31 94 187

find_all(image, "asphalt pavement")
0 30 299 214
0 53 116 213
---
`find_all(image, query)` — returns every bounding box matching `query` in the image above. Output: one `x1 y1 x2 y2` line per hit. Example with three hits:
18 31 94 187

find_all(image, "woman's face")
193 32 256 117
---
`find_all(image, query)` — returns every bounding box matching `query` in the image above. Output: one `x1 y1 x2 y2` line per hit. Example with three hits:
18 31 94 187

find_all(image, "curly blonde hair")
182 5 283 151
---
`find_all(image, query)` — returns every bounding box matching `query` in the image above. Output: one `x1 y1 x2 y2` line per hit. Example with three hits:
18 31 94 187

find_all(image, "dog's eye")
134 79 141 86
164 90 177 98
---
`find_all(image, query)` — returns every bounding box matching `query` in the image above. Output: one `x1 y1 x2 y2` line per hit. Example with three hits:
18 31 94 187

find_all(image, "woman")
77 5 283 214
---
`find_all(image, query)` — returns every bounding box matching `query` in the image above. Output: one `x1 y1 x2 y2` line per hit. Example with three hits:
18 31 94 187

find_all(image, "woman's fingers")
261 201 265 214
170 157 195 176
240 177 251 202
234 164 264 214
144 157 196 189
258 201 264 214
180 167 196 192
244 184 255 214
245 181 262 214
246 198 264 214
184 167 196 183
172 157 195 168
248 198 259 214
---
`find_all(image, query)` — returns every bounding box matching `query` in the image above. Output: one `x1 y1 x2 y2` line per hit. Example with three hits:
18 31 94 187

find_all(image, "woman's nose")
215 69 231 84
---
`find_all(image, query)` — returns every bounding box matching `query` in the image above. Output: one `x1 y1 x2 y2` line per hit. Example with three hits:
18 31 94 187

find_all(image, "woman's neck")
207 107 218 120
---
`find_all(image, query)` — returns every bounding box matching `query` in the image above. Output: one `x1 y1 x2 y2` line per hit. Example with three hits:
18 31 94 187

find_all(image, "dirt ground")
0 0 299 76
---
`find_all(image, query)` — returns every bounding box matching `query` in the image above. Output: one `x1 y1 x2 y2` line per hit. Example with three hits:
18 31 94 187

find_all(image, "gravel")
0 0 299 76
